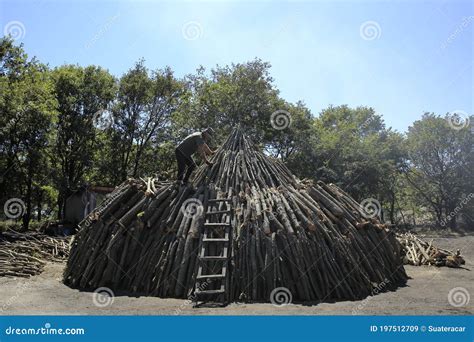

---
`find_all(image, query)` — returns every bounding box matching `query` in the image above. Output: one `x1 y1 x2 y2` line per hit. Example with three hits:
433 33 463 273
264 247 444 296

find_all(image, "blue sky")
1 0 472 132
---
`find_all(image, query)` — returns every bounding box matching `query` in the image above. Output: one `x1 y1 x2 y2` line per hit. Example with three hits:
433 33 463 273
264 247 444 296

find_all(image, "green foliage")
1 39 472 231
174 59 283 143
288 105 405 196
50 64 116 217
284 105 409 224
0 37 57 228
405 113 473 228
106 60 183 181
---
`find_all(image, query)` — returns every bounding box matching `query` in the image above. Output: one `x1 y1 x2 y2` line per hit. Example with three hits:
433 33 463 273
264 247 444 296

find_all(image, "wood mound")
0 230 71 277
64 129 407 302
397 232 465 268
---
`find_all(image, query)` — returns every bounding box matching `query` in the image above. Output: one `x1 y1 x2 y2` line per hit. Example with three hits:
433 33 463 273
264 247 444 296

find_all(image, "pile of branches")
64 129 407 303
0 230 71 277
397 232 465 268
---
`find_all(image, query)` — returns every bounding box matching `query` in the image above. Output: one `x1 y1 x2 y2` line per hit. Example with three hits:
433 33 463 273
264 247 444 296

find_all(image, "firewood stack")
64 129 407 302
0 230 71 277
397 232 465 268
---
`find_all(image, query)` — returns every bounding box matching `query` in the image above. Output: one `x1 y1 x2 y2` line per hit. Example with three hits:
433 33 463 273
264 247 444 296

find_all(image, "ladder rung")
195 288 225 295
197 266 227 278
204 222 231 227
197 273 226 280
200 246 228 258
205 210 231 215
208 198 231 203
203 238 229 242
199 255 228 261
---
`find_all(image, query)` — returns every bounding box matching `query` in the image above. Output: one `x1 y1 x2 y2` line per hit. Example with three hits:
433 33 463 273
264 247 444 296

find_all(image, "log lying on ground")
64 129 407 302
396 232 465 268
0 230 71 277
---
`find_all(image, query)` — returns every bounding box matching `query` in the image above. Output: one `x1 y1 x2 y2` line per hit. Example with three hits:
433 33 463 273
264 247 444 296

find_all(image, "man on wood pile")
175 128 216 185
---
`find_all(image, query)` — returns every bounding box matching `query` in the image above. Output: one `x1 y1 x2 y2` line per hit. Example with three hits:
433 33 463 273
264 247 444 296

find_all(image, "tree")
286 105 407 223
175 59 282 144
174 59 315 173
264 100 314 161
405 113 473 229
0 37 57 229
110 60 183 181
51 65 116 219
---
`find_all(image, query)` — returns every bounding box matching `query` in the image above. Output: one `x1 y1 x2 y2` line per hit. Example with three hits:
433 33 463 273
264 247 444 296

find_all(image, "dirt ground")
1 235 473 315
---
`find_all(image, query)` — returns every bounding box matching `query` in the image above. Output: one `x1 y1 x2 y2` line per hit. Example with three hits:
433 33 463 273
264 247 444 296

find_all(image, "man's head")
202 127 215 142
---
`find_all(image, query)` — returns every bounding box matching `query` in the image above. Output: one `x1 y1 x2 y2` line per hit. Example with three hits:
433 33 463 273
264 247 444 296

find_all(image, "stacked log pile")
0 230 71 277
397 232 465 268
64 129 407 302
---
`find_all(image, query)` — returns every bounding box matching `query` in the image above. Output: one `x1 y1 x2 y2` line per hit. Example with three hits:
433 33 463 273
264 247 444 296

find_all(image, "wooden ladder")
193 198 232 307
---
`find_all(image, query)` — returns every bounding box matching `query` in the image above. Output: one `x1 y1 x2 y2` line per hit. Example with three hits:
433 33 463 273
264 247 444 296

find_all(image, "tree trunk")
132 148 143 178
36 189 43 221
389 192 395 224
22 168 33 231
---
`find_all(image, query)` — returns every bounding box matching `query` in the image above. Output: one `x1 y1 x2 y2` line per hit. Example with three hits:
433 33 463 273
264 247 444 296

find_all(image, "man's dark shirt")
177 132 205 158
